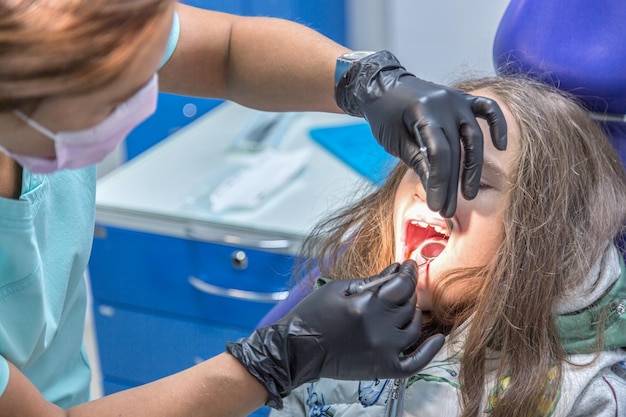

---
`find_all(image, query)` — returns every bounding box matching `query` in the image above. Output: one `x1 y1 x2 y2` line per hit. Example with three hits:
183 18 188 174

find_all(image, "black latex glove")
335 50 507 218
226 259 445 409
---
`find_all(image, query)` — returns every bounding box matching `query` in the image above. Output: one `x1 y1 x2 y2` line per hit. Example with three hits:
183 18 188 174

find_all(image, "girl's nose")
413 179 427 202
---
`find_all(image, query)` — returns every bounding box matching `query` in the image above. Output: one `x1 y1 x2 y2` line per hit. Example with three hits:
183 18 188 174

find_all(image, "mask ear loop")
13 110 57 140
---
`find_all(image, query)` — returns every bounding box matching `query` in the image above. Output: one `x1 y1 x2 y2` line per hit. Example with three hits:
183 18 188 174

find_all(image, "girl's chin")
415 265 432 307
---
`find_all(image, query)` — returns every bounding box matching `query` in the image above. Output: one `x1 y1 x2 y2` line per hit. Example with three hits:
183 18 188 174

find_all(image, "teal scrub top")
0 10 180 407
0 168 97 407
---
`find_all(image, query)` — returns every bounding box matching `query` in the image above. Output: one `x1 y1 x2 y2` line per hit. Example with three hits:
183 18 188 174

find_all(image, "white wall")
347 0 511 84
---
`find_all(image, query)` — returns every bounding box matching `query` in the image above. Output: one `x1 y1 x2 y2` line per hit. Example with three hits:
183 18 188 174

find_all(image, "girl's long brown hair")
0 0 173 111
298 76 626 416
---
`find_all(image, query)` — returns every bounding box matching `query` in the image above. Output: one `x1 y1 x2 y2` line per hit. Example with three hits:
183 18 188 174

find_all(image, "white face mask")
4 73 158 173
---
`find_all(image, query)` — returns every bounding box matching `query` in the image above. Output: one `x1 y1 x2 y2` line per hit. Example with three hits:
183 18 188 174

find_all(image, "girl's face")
392 90 519 310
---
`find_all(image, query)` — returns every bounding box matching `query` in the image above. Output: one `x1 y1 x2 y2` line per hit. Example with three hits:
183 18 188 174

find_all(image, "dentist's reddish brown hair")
0 0 173 112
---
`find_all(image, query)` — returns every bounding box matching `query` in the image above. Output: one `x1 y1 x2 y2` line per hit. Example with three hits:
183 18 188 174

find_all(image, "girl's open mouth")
404 219 449 265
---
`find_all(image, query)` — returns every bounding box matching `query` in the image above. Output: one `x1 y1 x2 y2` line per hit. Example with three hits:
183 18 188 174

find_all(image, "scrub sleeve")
159 9 180 68
0 360 7 396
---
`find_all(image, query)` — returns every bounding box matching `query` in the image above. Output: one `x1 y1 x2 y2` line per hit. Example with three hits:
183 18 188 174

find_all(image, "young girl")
271 76 626 417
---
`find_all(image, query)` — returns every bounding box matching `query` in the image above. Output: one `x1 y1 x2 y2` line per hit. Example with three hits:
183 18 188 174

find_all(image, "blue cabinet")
90 226 294 417
90 227 294 328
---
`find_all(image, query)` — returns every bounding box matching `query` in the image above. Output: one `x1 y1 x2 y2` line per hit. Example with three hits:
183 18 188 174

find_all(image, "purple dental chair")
493 0 626 164
493 0 626 258
257 0 626 328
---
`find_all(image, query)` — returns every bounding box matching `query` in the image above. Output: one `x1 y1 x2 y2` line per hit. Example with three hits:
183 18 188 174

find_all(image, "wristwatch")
335 50 376 84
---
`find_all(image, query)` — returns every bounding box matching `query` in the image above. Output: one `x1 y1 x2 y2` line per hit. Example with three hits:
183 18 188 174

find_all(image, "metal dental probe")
355 259 430 293
356 236 448 293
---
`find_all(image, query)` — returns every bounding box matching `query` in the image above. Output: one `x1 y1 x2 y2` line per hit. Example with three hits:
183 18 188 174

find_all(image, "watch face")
335 51 376 84
343 51 376 61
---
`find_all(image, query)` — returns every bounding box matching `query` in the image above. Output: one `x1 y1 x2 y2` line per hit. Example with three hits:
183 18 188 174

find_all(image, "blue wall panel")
124 0 346 160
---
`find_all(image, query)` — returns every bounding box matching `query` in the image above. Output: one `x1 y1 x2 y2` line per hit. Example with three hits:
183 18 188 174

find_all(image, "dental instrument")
201 148 311 213
355 262 426 293
385 378 407 417
355 241 443 293
230 112 299 152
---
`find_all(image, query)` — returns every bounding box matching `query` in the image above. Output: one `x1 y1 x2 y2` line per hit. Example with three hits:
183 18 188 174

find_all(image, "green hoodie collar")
556 255 626 354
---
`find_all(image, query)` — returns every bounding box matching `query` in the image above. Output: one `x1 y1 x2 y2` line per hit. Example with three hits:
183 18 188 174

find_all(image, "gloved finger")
470 96 508 151
415 124 452 215
438 123 461 218
377 259 418 305
399 333 445 375
393 291 420 331
407 126 431 185
393 304 423 348
375 262 401 279
459 120 484 200
343 263 400 295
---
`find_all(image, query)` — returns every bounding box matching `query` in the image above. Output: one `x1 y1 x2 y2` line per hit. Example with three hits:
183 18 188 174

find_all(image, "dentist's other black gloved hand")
335 50 507 218
226 259 444 409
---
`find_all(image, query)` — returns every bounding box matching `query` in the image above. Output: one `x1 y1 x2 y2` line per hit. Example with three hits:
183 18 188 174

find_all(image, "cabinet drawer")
89 226 295 328
94 303 250 384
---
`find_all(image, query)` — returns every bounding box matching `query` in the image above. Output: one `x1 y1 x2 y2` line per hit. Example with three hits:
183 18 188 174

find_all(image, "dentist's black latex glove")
335 50 507 218
226 260 444 409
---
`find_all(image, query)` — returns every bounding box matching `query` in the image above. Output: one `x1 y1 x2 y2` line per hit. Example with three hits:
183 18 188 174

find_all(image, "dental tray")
229 112 300 152
186 148 312 214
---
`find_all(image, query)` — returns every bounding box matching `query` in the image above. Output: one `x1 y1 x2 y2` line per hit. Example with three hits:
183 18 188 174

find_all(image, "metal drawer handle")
186 226 293 250
188 275 289 303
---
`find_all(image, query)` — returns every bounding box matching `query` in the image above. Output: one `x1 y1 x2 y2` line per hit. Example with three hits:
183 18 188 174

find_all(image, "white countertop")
96 102 374 253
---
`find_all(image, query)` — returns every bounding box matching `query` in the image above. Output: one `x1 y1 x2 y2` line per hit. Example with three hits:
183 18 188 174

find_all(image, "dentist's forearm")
0 354 268 417
67 353 267 417
159 4 348 113
223 15 348 112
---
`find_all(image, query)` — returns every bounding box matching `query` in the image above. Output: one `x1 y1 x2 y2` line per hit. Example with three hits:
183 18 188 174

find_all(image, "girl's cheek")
414 266 434 310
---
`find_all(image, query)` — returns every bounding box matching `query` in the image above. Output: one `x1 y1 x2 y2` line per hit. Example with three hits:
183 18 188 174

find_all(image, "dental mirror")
355 239 447 293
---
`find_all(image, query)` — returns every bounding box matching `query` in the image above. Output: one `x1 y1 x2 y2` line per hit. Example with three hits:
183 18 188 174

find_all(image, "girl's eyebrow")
482 159 508 181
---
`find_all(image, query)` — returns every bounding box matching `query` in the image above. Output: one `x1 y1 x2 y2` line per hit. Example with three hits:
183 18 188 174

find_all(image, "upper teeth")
411 220 447 235
433 225 447 235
